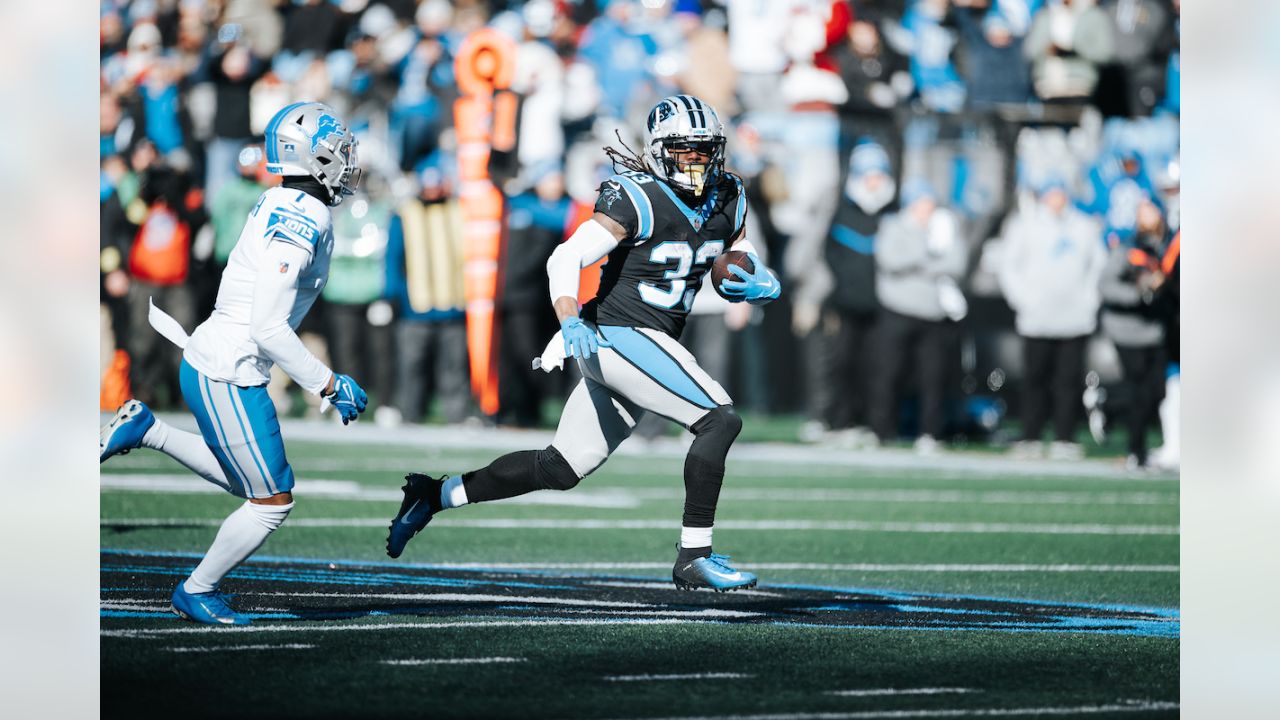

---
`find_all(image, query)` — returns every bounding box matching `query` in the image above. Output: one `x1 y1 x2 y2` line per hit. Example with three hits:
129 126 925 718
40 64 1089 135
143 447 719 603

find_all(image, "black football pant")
1115 345 1167 463
1020 335 1087 443
869 309 950 441
813 307 877 430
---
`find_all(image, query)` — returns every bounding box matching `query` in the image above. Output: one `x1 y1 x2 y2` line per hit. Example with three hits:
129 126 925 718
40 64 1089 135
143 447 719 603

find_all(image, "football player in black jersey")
387 95 781 592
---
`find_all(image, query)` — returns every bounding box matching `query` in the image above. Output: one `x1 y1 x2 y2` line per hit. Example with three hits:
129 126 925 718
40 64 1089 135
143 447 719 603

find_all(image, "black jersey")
582 170 748 338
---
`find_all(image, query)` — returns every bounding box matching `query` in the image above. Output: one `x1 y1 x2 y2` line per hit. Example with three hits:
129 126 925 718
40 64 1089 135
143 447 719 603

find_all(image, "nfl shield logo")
279 261 290 274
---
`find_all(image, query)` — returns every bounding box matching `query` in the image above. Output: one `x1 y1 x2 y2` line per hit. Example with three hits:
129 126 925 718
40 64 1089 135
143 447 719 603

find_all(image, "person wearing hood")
1098 193 1170 470
870 179 968 453
998 175 1105 460
811 140 898 446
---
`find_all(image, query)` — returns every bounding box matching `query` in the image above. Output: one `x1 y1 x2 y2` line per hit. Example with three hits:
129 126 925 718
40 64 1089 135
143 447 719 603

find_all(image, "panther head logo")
311 114 346 153
600 182 623 209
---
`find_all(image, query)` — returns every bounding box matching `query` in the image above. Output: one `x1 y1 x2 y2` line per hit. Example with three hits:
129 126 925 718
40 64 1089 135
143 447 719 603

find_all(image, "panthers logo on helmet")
311 114 346 153
648 101 675 132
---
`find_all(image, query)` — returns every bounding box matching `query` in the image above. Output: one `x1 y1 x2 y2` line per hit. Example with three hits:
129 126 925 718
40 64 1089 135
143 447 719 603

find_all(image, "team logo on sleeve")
600 182 623 209
311 114 346 153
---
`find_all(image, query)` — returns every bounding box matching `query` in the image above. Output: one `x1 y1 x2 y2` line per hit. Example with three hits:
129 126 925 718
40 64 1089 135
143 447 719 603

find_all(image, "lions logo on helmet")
644 95 726 197
264 102 362 206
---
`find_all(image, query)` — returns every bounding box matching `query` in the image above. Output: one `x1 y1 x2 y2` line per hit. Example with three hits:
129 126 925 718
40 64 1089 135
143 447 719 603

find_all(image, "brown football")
710 250 755 300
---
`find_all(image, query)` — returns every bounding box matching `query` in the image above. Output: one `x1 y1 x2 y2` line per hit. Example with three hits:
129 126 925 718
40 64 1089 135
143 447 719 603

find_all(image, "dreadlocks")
603 129 649 174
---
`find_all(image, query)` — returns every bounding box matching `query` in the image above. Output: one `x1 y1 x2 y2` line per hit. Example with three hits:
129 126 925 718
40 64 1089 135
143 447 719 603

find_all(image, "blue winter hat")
415 151 450 189
849 141 891 178
1033 174 1069 196
900 178 937 206
526 158 563 185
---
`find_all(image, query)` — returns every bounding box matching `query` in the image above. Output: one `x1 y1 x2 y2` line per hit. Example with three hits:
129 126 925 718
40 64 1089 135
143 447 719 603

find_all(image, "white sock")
142 419 232 492
680 526 713 549
441 474 469 509
184 501 293 594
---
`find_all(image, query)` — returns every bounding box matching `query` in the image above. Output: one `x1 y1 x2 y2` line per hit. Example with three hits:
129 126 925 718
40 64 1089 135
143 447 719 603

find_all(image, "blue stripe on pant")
596 326 716 410
179 359 295 498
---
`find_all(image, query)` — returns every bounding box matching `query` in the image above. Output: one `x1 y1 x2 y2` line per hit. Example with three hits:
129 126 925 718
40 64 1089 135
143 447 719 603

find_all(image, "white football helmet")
264 101 361 206
644 95 726 197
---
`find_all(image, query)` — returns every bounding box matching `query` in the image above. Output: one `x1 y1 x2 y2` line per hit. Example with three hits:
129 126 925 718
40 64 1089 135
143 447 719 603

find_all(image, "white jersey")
184 186 335 394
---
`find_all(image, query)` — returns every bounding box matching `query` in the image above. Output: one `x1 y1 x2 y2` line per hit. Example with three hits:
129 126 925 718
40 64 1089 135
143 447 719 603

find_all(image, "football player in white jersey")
99 102 368 625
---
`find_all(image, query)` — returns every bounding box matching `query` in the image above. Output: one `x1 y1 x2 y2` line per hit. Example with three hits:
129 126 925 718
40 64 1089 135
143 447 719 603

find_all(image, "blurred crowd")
99 0 1180 470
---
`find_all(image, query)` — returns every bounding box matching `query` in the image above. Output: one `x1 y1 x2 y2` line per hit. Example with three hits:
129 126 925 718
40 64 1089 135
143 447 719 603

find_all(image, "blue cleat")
387 473 444 558
673 552 758 592
170 583 251 626
100 400 155 463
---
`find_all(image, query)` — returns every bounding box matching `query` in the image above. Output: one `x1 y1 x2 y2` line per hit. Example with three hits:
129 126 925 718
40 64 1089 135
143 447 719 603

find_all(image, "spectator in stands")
951 0 1035 108
498 163 571 428
125 164 205 408
1096 0 1176 117
814 140 899 447
900 0 966 112
869 180 967 452
206 23 268 203
1023 0 1115 104
832 10 911 164
1098 194 1169 470
384 155 470 425
208 143 271 267
325 190 395 419
998 176 1106 459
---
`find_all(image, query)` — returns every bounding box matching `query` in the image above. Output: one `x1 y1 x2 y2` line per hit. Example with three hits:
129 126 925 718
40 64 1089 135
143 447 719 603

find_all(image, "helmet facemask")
653 137 726 197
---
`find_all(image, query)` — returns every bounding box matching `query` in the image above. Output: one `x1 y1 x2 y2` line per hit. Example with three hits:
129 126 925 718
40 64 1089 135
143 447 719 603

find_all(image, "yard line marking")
417 563 1177 574
166 644 314 653
99 475 640 508
826 688 977 698
101 618 703 639
102 517 1180 536
382 657 525 666
610 699 1180 719
604 673 754 682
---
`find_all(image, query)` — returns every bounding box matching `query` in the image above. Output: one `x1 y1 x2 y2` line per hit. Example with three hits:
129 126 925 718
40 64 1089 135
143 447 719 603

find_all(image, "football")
710 250 754 299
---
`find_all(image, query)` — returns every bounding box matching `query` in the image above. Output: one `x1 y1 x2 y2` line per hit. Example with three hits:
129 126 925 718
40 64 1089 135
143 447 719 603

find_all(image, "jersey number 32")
639 240 723 311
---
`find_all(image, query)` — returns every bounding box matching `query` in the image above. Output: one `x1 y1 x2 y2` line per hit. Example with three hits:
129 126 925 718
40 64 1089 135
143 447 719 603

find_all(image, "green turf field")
101 419 1179 719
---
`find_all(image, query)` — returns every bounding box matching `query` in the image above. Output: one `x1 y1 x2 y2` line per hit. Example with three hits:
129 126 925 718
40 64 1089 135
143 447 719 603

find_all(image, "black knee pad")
688 405 742 463
534 446 582 491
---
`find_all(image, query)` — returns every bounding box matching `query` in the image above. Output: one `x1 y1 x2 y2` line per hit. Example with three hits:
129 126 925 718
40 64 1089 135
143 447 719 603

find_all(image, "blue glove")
561 317 611 359
720 253 782 305
326 373 368 425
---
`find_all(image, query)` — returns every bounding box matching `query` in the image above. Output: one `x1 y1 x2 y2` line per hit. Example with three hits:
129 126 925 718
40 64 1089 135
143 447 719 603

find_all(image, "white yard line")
101 618 702 639
100 474 1176 507
115 412 1178 481
604 673 754 682
166 644 314 653
611 699 1180 719
382 657 525 666
102 517 1180 536
826 688 977 698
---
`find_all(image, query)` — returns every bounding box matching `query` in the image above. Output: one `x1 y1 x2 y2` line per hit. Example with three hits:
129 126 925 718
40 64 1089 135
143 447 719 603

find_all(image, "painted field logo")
100 550 1178 638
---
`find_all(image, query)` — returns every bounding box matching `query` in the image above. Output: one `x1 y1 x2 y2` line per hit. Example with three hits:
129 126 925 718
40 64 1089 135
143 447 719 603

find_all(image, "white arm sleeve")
250 241 334 395
546 218 620 302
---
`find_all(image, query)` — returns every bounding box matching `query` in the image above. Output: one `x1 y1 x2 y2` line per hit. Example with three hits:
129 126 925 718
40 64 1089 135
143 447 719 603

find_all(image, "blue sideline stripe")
611 174 653 241
227 385 274 496
598 327 715 410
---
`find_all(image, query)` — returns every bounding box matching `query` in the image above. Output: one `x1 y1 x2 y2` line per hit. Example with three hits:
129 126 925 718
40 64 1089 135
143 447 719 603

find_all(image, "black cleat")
386 473 444 558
